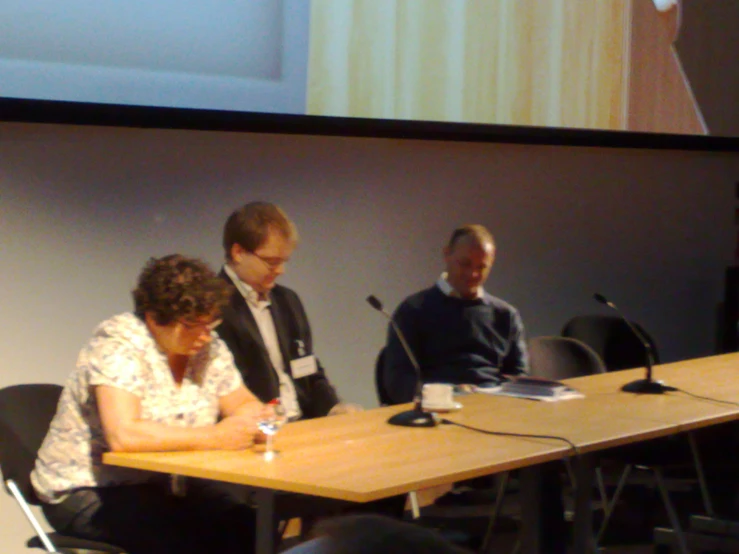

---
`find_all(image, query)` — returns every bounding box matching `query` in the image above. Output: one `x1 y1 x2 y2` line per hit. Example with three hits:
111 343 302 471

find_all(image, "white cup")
421 383 455 411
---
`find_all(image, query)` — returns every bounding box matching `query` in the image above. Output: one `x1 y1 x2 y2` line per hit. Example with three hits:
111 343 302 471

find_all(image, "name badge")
291 355 318 379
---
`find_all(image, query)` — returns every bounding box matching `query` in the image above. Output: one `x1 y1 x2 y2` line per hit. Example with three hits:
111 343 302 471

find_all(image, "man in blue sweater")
382 224 566 554
383 224 527 403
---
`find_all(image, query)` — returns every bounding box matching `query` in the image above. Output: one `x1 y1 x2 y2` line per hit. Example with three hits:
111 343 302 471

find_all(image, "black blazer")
217 270 340 419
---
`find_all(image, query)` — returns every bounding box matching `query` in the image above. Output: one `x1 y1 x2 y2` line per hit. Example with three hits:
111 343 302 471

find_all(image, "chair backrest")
561 314 660 372
0 384 63 504
374 347 396 406
528 336 606 380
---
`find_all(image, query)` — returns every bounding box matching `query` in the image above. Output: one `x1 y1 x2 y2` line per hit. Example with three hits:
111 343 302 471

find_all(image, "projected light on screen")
0 0 309 113
1 1 282 78
0 0 737 139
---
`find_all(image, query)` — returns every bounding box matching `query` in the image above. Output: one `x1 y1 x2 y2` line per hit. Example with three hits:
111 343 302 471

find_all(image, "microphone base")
388 409 437 428
621 378 677 394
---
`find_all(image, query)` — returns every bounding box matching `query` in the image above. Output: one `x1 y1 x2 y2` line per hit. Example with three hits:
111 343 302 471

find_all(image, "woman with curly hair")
31 254 264 554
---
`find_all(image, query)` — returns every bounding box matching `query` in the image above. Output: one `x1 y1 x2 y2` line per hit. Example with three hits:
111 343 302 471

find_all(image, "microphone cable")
439 418 580 457
667 387 739 407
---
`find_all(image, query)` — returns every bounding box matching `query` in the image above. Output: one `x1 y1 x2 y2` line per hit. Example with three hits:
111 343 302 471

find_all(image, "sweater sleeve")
500 307 529 376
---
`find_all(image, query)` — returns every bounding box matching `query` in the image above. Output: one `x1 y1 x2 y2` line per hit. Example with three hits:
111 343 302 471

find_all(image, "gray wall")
1 121 738 552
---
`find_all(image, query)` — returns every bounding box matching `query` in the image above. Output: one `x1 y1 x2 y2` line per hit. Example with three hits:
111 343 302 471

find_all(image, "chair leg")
480 471 511 554
595 467 609 517
687 431 715 517
564 457 577 490
654 468 690 554
408 491 421 520
595 464 633 545
7 479 58 553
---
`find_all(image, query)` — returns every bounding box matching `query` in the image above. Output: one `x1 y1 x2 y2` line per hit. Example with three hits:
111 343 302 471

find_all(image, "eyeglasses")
179 319 222 332
249 251 289 270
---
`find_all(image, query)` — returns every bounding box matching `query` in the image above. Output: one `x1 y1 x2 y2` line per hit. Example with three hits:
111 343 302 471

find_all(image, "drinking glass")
257 398 288 460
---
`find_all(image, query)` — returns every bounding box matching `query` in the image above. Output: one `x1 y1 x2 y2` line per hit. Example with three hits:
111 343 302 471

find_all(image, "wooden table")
105 353 739 554
106 402 573 554
463 353 739 553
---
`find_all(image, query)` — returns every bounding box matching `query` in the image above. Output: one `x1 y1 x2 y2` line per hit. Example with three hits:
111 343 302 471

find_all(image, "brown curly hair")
132 254 233 325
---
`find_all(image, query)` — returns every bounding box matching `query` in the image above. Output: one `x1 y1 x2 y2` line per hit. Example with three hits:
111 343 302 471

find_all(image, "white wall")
1 121 737 552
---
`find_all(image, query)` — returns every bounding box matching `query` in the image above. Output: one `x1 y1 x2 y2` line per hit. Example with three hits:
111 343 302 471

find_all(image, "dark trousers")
42 478 256 554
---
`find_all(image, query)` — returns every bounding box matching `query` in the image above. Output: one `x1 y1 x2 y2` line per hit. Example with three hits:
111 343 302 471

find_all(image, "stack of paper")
476 377 583 402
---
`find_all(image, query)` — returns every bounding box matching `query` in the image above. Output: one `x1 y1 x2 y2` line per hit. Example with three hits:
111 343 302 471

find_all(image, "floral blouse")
31 313 243 503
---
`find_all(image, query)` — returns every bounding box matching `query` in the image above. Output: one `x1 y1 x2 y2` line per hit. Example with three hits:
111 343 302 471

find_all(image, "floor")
279 491 661 554
414 474 732 554
279 467 738 554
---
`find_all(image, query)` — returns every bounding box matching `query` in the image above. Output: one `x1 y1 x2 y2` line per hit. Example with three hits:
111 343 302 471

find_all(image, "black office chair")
531 337 610 523
374 347 394 407
0 384 127 553
481 337 608 553
528 335 607 380
561 314 660 371
561 317 711 554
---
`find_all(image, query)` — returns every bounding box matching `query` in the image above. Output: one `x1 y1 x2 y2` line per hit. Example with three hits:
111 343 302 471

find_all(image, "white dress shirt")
436 272 485 299
224 264 301 419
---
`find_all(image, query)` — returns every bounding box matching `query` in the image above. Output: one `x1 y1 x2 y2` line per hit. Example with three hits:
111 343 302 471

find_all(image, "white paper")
474 386 584 402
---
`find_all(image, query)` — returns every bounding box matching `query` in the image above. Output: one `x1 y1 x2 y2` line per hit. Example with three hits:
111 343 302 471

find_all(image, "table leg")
572 453 596 554
520 465 542 554
255 488 276 554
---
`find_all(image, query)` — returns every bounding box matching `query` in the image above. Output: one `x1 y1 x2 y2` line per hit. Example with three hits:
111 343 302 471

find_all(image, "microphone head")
593 293 608 305
366 295 383 311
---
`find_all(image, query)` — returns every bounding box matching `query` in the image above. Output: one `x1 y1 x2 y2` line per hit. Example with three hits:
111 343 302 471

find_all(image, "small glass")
257 398 288 461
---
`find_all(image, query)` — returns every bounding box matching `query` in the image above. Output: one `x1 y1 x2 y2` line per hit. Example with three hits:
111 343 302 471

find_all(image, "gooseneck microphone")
593 293 675 394
366 295 436 427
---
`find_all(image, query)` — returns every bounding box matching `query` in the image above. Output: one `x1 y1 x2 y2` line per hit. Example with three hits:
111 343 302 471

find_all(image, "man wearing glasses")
217 202 408 533
217 201 355 420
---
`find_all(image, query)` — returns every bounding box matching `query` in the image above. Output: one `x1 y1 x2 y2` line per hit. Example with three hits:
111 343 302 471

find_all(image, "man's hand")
327 402 364 416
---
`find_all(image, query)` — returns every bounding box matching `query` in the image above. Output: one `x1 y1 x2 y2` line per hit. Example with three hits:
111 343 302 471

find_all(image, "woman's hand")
214 413 259 450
